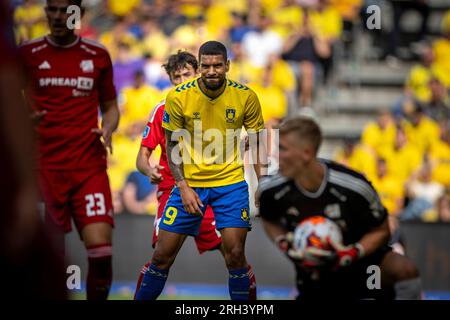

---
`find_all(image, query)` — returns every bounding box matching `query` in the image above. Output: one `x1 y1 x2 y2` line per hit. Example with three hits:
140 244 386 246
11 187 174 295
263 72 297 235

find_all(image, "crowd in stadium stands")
13 0 450 220
335 8 450 228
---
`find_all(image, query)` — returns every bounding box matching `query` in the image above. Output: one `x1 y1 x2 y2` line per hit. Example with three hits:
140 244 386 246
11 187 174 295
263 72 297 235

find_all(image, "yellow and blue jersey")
162 77 265 188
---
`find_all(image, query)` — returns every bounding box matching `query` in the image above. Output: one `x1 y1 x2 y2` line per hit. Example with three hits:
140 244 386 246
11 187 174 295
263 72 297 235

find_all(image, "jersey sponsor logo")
72 89 91 97
241 208 250 221
143 125 150 139
193 112 201 120
226 109 236 123
39 77 94 91
80 59 94 73
163 111 170 124
77 77 94 90
38 61 51 70
324 203 342 219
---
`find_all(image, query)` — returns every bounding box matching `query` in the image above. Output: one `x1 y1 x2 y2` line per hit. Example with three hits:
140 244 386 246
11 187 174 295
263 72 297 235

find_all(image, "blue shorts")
158 180 251 236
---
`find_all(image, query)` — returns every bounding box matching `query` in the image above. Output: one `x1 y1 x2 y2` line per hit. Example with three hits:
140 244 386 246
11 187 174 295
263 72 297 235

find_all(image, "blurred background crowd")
11 0 450 231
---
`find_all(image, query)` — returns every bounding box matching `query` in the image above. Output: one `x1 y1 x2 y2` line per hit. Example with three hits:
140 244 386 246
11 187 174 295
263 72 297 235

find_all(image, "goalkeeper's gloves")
274 232 294 253
327 236 365 268
275 233 335 268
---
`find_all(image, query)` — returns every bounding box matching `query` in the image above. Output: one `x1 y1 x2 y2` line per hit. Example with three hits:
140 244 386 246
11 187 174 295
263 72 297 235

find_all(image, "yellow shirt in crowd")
378 143 423 183
402 117 440 154
14 4 48 42
361 121 397 154
334 144 377 181
372 174 405 215
119 85 165 132
429 139 450 186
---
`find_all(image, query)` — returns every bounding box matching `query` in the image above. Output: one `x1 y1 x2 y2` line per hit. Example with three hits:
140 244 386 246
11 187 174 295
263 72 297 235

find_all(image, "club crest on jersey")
80 60 94 73
163 111 170 124
193 112 201 120
226 109 236 123
143 125 150 139
241 208 249 222
324 204 342 219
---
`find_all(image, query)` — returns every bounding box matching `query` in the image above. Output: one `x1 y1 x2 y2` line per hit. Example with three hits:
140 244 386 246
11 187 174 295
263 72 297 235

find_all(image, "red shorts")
153 189 222 254
39 167 114 234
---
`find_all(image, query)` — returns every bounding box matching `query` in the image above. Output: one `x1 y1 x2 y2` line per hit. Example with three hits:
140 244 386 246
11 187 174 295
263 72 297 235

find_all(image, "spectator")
228 41 263 84
334 137 377 181
143 53 171 90
14 0 48 43
242 13 283 68
404 44 436 103
401 163 445 221
99 17 140 61
425 78 450 121
309 0 343 79
372 157 405 216
140 17 170 61
228 11 256 43
119 70 163 135
108 0 142 17
401 103 440 154
249 63 288 126
361 109 397 154
431 9 450 88
113 43 145 92
428 122 450 186
281 10 330 108
378 126 423 183
268 0 304 39
122 171 157 215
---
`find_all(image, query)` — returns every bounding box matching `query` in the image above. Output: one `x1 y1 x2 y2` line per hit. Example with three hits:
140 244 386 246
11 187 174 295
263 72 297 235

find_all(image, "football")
293 216 343 267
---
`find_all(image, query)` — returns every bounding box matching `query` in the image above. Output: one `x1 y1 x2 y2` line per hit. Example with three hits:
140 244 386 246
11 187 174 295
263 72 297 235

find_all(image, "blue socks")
229 268 250 300
135 264 168 300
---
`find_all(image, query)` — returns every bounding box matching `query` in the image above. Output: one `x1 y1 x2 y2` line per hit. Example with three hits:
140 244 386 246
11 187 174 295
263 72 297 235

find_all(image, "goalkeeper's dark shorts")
295 245 394 300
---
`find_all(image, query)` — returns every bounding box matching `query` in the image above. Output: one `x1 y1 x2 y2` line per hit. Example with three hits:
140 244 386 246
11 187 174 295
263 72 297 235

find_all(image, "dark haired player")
258 117 422 300
135 41 266 300
19 0 119 300
133 50 256 299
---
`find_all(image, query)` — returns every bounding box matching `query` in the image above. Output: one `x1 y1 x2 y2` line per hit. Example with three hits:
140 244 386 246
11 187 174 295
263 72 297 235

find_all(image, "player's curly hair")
278 116 323 152
162 50 198 79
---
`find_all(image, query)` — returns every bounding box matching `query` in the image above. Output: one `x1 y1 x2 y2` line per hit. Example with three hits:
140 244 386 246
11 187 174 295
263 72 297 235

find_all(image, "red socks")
134 261 151 300
86 244 112 300
248 264 257 300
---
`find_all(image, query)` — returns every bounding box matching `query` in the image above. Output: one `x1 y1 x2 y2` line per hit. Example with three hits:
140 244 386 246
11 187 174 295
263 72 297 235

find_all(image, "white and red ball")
293 216 343 267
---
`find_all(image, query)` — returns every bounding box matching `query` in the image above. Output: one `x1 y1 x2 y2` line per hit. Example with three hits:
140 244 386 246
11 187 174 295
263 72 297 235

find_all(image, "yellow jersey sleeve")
162 90 184 132
244 90 265 132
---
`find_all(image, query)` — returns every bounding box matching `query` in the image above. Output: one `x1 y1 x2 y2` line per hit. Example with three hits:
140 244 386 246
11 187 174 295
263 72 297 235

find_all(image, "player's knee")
151 249 174 270
224 246 246 269
398 260 419 280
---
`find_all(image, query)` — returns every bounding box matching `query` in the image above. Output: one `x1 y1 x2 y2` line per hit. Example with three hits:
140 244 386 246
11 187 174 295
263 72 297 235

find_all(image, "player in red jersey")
133 51 257 299
19 0 119 300
1 2 67 299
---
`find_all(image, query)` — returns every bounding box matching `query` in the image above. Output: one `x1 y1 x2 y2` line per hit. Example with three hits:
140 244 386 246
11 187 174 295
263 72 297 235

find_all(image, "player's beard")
203 77 225 91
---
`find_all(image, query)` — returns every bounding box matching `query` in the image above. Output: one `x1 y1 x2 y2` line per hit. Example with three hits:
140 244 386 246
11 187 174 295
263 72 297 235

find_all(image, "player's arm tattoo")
165 129 185 182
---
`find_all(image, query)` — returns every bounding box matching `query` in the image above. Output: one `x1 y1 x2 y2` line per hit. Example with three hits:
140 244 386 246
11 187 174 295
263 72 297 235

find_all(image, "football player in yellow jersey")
136 41 266 300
